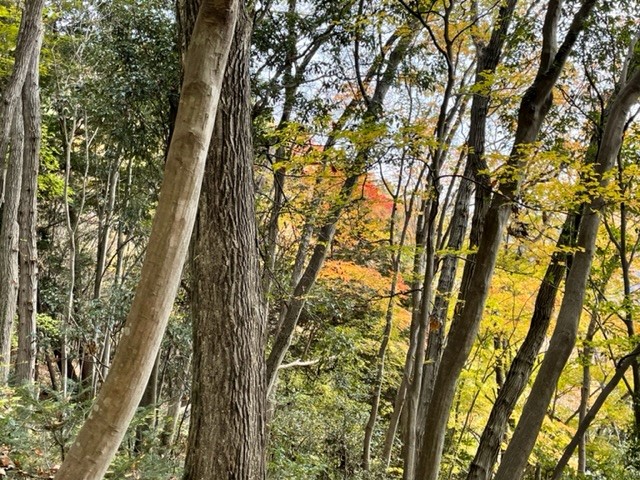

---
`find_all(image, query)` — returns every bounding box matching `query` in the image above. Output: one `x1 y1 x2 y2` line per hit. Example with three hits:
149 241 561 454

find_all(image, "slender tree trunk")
161 353 191 449
53 2 238 478
0 99 24 384
60 115 77 398
362 153 413 469
405 1 517 468
265 26 419 394
403 196 438 480
0 0 45 199
578 307 598 474
494 65 640 480
551 343 640 480
381 195 429 465
262 0 297 308
183 6 265 479
15 48 41 385
465 213 579 480
135 353 159 453
94 161 120 299
415 2 596 478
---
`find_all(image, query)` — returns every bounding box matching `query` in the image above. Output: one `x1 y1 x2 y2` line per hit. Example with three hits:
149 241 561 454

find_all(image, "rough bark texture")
183 8 266 480
0 0 44 385
0 0 45 198
15 50 41 384
415 1 596 478
494 66 640 480
54 1 238 478
465 213 579 480
0 100 24 384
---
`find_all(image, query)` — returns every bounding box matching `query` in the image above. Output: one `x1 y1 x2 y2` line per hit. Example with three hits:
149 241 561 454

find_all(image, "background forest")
1 0 640 479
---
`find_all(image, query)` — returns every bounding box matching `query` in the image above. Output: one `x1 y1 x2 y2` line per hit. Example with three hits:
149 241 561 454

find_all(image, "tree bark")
183 7 266 479
0 98 24 384
465 213 579 480
0 0 45 201
578 306 598 474
53 1 238 478
15 49 41 384
494 65 640 480
415 1 596 478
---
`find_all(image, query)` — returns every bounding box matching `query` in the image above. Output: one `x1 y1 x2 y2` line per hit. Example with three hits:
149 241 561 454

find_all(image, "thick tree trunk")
183 9 265 479
494 66 640 480
15 49 41 384
53 1 238 478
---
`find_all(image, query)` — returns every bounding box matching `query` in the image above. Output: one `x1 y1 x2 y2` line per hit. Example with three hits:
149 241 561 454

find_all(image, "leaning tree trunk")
15 49 41 384
465 213 579 480
493 65 640 480
414 1 597 478
551 341 640 480
53 1 238 478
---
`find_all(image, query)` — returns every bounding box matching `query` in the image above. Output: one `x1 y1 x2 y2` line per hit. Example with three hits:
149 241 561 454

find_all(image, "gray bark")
0 99 24 384
15 49 41 384
53 1 238 477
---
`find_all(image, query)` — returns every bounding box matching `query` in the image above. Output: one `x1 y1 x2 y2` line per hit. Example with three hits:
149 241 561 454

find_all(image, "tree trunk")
578 307 598 474
265 25 419 393
0 0 45 200
494 65 640 480
414 1 596 478
183 8 265 478
14 48 41 385
94 161 119 299
403 0 516 469
135 352 159 453
381 196 429 465
465 213 579 480
551 342 640 480
53 1 238 478
0 99 24 384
